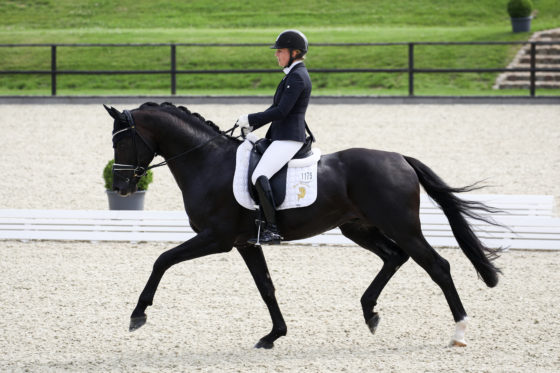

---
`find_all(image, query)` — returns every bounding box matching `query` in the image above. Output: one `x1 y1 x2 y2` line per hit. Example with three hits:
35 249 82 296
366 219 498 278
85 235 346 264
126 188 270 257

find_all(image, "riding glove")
236 114 252 135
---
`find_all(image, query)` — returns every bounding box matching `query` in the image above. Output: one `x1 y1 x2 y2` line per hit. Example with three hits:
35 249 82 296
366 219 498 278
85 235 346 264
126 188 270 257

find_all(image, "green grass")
2 0 559 29
1 0 559 96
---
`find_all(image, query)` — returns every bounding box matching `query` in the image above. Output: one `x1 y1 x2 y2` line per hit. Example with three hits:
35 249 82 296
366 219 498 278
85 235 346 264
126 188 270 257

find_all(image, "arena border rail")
1 41 559 98
1 194 558 250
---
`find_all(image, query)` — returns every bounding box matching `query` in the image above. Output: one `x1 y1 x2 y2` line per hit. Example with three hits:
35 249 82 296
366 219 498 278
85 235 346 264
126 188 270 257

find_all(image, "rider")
237 29 312 245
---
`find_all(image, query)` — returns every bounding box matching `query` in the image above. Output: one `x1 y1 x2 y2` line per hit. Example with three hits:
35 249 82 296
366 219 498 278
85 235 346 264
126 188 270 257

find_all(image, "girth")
248 137 313 206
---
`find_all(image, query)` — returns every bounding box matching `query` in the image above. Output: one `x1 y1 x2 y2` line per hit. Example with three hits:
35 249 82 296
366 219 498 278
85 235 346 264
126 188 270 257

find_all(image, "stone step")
536 47 560 55
496 81 560 89
504 73 560 82
537 32 560 39
534 38 560 43
513 63 560 69
520 45 560 55
519 55 560 64
494 28 560 90
532 39 560 46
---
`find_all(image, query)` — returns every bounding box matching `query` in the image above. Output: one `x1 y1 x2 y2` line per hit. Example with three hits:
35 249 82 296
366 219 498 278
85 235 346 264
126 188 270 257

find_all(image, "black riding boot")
249 176 283 245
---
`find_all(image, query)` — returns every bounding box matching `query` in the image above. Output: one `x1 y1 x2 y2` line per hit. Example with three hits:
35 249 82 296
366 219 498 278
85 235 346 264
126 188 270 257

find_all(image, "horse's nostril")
118 189 131 197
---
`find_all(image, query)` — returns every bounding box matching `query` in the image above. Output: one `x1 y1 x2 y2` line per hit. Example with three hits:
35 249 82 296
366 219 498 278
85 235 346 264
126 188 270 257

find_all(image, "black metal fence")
1 41 559 97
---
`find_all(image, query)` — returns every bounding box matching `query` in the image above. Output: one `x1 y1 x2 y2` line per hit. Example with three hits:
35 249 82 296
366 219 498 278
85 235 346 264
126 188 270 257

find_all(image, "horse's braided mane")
139 101 225 135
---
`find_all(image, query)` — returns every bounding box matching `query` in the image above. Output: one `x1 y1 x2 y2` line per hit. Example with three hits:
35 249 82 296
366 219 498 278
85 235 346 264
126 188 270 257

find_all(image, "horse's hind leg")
393 231 469 346
339 223 409 335
356 202 470 346
237 244 287 349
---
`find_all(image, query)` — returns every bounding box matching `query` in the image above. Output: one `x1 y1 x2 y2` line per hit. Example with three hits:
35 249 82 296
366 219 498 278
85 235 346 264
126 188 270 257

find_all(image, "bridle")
112 110 158 184
112 110 239 184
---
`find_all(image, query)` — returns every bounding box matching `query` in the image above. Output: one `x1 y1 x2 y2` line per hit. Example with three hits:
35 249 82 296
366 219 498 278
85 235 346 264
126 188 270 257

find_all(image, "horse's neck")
147 115 235 189
151 118 210 158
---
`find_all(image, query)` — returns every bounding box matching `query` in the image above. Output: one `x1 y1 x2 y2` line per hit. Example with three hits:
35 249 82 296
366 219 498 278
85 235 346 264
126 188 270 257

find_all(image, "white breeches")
251 140 304 185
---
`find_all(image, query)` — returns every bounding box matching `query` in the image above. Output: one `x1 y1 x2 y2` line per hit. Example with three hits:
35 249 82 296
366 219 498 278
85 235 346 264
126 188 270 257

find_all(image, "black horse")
105 102 500 348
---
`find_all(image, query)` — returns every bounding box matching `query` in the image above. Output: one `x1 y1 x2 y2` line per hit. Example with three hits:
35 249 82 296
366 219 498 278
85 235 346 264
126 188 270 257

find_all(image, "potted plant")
103 159 153 210
507 0 534 33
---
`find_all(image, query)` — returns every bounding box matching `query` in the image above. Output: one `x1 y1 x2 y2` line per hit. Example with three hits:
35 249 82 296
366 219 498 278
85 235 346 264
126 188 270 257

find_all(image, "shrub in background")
507 0 533 18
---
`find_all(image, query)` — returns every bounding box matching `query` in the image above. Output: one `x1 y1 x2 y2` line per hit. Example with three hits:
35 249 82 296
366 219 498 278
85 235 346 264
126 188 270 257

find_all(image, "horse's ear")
103 104 121 120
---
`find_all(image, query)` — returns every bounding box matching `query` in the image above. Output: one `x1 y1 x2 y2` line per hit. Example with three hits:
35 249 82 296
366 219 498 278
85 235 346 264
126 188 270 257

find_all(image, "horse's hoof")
449 317 468 347
254 339 274 349
449 339 467 347
366 313 380 335
129 314 147 332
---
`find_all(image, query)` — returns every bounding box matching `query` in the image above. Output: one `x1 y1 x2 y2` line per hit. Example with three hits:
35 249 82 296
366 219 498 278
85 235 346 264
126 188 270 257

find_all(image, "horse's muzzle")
117 188 132 197
112 168 140 196
113 179 138 197
116 182 138 196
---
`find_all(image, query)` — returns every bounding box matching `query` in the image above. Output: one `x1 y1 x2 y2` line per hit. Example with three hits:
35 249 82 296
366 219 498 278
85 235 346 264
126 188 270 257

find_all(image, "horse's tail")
404 156 502 288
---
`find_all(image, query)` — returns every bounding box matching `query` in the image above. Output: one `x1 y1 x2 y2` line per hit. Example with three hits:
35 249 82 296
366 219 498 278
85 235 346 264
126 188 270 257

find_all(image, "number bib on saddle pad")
233 133 321 211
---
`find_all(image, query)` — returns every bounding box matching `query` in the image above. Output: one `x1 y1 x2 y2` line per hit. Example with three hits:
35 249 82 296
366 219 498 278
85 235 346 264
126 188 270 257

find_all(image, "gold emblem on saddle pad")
297 186 306 200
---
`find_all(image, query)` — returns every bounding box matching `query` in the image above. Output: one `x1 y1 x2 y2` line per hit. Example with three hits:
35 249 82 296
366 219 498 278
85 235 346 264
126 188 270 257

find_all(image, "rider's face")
275 48 292 67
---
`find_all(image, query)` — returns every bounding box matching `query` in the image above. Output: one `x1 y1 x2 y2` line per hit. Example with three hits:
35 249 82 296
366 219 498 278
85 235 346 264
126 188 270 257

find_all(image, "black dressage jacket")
248 62 312 142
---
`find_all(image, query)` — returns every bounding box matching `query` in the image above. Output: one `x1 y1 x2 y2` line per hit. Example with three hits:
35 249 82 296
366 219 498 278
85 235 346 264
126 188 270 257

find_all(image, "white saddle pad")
233 133 321 211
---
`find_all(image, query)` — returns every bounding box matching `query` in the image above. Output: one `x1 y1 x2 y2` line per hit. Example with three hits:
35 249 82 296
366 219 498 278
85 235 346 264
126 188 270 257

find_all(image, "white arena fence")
0 194 558 251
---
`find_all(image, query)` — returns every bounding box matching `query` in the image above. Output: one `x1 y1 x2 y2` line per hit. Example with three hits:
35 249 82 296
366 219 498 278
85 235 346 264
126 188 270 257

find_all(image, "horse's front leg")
130 231 232 331
236 244 287 349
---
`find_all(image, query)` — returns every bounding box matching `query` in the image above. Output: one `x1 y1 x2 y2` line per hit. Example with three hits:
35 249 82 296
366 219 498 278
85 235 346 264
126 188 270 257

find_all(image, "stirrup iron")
253 218 264 245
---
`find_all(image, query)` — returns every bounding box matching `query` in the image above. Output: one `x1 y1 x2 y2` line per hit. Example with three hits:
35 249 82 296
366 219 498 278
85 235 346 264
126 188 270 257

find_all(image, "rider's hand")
236 114 252 136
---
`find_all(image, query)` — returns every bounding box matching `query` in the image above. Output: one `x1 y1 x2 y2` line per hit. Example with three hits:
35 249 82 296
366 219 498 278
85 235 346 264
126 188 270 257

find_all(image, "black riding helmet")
271 29 308 68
